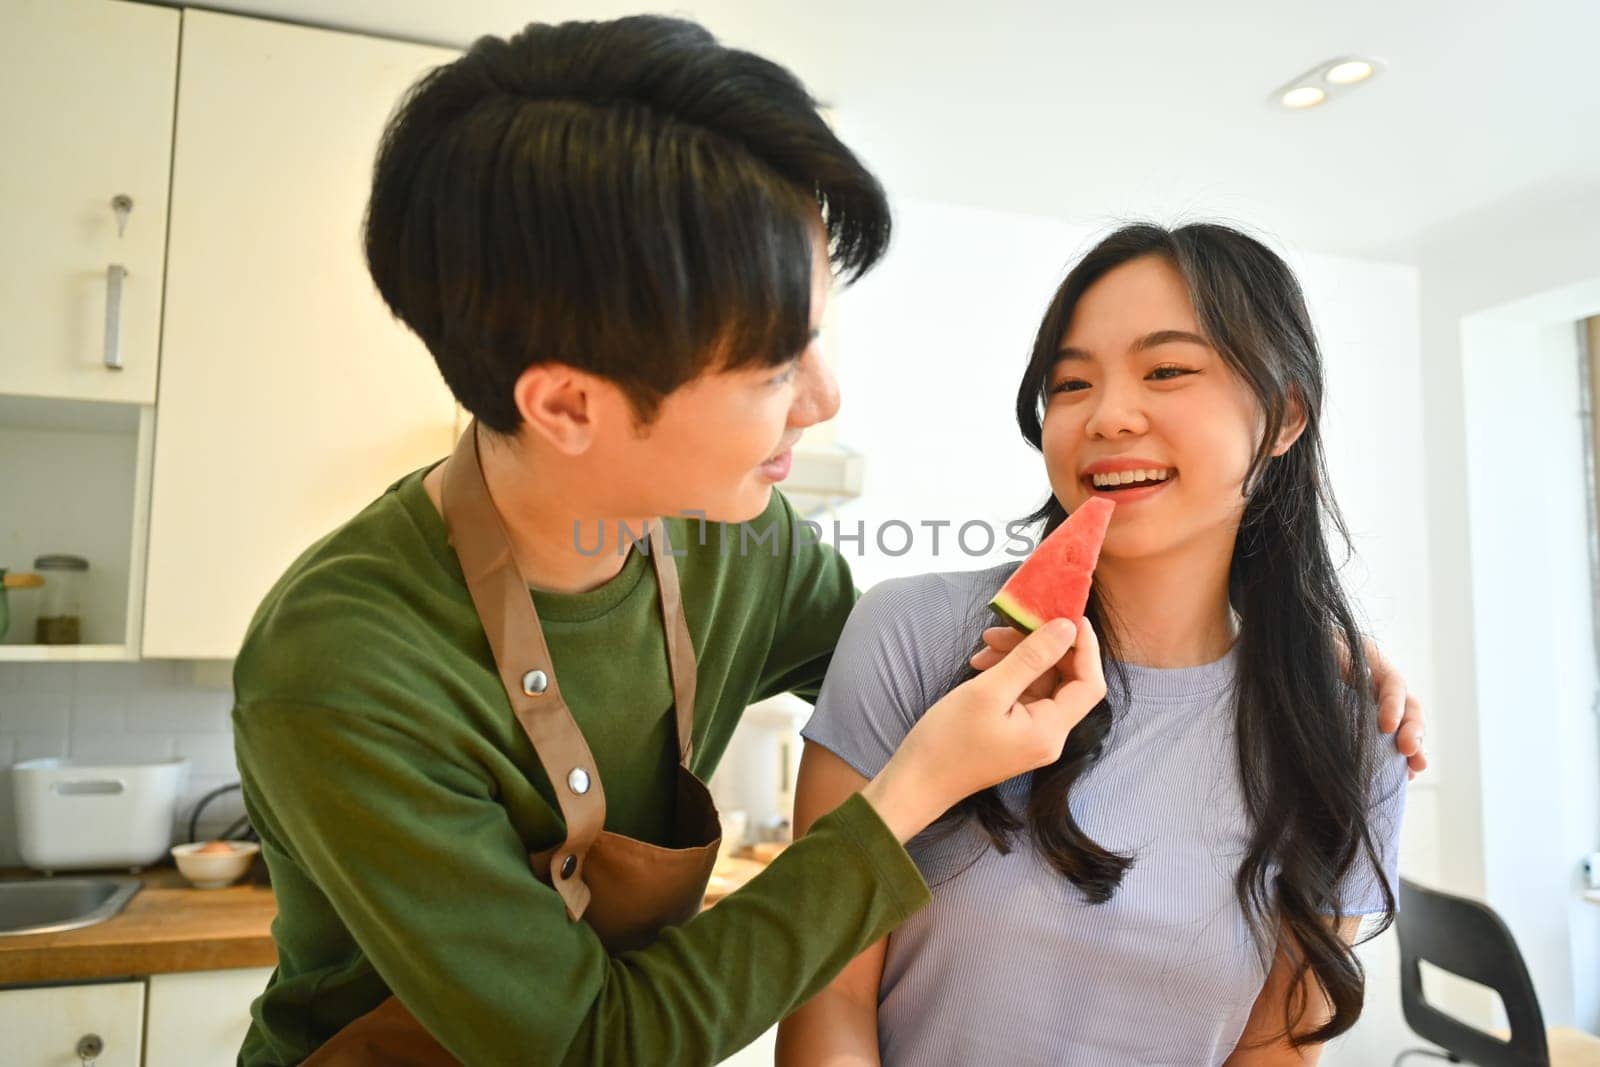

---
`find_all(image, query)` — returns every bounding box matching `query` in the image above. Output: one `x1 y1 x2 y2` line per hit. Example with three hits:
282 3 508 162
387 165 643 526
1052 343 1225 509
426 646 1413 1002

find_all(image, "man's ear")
1270 392 1308 457
512 363 596 456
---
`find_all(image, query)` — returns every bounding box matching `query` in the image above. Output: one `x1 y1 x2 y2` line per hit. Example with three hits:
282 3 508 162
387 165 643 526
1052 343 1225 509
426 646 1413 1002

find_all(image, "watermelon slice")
989 498 1116 631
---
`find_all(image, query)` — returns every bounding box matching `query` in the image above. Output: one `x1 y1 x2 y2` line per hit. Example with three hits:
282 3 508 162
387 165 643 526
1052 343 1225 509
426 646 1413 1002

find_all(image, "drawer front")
0 979 145 1067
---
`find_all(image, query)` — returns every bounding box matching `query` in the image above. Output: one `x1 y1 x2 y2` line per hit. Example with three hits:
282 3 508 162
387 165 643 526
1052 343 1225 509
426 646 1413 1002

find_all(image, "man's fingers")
1361 635 1388 672
973 644 1063 704
1378 685 1404 735
1399 691 1426 737
1053 616 1106 709
1396 718 1424 759
982 626 1024 653
978 619 1077 706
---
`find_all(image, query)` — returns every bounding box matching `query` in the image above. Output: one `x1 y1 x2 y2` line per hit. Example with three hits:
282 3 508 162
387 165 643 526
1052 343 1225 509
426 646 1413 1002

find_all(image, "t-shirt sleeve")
1336 745 1409 916
801 573 980 781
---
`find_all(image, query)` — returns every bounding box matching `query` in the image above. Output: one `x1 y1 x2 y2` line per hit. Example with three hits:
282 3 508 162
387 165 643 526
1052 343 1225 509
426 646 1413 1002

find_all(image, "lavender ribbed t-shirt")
801 564 1407 1067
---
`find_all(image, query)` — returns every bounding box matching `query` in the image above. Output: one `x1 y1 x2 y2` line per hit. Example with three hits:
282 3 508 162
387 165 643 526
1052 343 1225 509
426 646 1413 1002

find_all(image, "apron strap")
441 425 604 920
647 522 698 767
439 422 701 921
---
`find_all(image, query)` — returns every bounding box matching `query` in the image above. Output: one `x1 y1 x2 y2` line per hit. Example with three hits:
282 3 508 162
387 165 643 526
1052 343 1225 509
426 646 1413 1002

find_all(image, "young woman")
781 223 1409 1065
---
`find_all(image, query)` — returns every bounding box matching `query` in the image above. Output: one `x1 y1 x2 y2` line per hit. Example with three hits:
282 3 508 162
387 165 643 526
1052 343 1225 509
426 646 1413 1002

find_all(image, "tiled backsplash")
0 660 800 870
0 661 242 867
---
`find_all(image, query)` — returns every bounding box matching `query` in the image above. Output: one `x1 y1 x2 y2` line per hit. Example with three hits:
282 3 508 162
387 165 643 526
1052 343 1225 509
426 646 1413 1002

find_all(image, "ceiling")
170 0 1600 261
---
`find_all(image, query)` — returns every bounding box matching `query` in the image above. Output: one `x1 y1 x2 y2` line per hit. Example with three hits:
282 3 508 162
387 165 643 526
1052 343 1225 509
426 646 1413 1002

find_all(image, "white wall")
1417 181 1600 1034
827 197 1434 1063
1462 313 1600 1029
827 198 1087 589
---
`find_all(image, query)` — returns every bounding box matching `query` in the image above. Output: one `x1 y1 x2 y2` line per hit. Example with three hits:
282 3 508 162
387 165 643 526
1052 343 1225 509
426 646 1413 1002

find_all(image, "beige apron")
302 423 722 1066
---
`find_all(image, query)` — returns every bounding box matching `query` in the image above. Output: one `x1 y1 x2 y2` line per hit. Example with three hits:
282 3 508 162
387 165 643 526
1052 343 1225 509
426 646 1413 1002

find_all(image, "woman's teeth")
1090 468 1173 489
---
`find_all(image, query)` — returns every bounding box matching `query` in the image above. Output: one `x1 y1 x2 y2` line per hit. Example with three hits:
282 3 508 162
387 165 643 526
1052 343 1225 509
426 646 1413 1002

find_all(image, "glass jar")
34 554 88 645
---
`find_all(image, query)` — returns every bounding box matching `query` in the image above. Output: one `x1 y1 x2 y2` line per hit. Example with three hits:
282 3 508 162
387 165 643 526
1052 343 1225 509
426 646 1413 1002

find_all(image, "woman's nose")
788 347 840 430
1083 377 1148 439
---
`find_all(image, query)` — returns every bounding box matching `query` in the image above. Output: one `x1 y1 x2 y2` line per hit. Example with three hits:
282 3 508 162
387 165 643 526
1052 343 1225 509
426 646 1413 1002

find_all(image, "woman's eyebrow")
1055 330 1209 364
1131 329 1209 352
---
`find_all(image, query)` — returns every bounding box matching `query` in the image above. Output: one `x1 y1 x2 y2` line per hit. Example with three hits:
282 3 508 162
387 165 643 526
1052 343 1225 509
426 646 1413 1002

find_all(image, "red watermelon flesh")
989 497 1116 632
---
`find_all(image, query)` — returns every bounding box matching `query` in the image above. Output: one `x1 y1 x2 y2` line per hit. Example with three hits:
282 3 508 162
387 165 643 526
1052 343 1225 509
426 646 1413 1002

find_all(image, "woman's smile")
1079 458 1177 504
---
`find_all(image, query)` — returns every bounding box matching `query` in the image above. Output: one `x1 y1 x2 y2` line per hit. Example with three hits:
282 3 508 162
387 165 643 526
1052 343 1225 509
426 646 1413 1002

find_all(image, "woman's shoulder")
847 562 1016 667
853 560 1019 631
804 562 1020 777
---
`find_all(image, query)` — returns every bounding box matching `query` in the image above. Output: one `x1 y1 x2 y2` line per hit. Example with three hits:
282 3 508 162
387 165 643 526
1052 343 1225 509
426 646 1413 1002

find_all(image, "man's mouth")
760 443 797 480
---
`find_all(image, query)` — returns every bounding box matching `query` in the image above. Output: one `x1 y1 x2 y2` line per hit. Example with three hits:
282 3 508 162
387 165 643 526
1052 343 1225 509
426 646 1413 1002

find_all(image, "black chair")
1394 878 1600 1067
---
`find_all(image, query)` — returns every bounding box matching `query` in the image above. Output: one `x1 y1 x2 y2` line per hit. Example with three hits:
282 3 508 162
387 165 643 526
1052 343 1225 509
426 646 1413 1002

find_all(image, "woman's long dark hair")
947 222 1394 1046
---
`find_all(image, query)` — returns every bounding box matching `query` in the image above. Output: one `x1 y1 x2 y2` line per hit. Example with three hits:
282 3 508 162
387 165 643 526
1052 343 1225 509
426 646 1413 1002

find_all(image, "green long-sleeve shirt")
233 466 930 1066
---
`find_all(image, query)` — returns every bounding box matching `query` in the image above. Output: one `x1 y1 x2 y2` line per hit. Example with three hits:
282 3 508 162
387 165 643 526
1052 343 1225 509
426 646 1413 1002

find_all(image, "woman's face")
1041 254 1285 564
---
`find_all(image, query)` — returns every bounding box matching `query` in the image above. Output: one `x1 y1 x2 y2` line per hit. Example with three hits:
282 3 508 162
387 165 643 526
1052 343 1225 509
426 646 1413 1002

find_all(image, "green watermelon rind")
989 590 1046 633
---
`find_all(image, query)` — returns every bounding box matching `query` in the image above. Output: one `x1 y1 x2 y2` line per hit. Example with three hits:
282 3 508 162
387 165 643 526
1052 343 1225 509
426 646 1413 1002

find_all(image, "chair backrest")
1396 878 1550 1067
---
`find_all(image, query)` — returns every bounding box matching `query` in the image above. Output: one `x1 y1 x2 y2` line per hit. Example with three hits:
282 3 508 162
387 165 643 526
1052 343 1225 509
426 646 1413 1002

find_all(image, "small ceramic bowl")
171 841 260 888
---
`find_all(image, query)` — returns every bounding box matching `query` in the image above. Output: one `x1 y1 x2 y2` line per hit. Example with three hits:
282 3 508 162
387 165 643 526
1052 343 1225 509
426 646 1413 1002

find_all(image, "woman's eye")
770 363 800 386
1148 365 1196 382
1050 379 1090 394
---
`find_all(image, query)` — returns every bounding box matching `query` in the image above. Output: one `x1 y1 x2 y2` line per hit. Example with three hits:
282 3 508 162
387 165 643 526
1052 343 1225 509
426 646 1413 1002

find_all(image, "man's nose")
789 347 840 429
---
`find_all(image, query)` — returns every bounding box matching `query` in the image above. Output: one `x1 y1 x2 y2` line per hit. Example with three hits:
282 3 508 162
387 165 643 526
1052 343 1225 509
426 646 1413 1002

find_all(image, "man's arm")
238 617 1093 1064
237 700 928 1066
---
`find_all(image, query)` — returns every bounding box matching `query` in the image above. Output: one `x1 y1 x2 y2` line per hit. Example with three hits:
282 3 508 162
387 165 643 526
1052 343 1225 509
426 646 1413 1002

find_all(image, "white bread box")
12 757 190 872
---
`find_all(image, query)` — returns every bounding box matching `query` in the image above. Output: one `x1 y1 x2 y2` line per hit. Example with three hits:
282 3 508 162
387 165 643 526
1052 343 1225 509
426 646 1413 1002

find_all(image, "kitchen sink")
0 876 141 936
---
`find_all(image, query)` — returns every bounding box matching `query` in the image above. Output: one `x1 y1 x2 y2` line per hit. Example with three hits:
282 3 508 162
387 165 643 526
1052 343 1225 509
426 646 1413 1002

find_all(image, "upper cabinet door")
142 11 460 659
0 0 178 405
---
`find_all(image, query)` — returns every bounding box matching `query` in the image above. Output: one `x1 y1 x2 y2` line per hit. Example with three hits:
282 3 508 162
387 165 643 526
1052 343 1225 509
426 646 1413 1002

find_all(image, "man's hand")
1365 638 1426 779
862 618 1106 842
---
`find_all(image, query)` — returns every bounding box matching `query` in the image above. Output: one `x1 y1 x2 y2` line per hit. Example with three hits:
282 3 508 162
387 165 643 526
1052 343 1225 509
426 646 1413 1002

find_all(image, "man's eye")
1149 365 1196 381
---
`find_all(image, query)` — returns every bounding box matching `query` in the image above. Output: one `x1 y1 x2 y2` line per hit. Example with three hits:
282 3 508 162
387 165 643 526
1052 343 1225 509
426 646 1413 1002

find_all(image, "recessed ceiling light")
1270 56 1385 111
1281 86 1327 110
1325 59 1375 85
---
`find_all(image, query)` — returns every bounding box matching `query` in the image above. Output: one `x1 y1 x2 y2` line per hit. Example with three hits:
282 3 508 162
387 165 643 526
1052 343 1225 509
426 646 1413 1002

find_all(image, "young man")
233 16 1425 1065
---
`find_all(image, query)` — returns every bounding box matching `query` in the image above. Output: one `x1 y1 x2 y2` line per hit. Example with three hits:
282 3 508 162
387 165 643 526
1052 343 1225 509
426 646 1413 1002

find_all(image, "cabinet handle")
103 264 127 371
76 1032 103 1064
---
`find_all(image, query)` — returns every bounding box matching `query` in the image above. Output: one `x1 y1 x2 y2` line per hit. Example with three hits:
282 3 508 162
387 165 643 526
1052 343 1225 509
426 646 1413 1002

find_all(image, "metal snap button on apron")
567 768 590 795
521 669 548 695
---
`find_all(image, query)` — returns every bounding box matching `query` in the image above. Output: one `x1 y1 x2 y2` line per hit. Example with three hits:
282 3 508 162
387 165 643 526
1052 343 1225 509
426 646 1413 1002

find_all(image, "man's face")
586 228 837 523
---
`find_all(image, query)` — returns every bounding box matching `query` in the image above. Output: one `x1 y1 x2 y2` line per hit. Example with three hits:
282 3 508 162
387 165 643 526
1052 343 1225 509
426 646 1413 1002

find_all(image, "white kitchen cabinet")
0 979 145 1067
0 0 178 405
144 966 273 1067
141 11 462 658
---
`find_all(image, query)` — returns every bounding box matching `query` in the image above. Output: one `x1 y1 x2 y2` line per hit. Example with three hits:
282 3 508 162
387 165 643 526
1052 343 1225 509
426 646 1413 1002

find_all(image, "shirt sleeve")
234 698 930 1066
1336 745 1410 917
752 490 862 704
801 573 978 781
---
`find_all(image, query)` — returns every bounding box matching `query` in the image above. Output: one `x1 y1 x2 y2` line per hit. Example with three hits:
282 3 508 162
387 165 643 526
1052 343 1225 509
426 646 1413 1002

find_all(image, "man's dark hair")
364 15 891 432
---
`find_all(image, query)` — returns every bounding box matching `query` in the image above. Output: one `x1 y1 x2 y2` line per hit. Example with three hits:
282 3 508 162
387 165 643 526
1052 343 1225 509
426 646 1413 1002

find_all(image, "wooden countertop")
0 865 277 986
0 844 784 987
